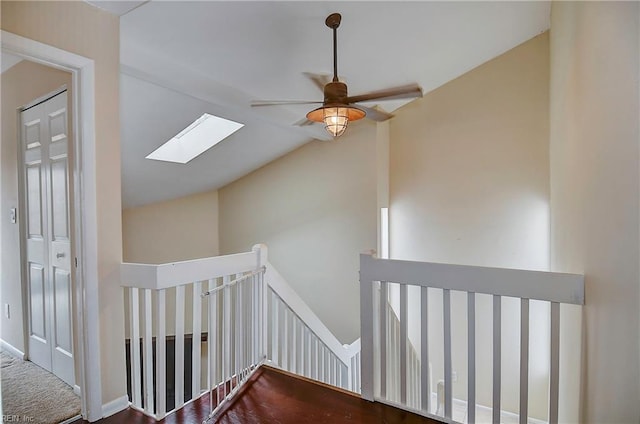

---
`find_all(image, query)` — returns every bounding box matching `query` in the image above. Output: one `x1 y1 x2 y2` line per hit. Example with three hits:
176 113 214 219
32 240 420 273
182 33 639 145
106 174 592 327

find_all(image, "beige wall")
1 60 72 354
219 123 378 344
122 190 219 264
389 33 551 417
122 190 219 338
1 1 125 406
550 2 640 423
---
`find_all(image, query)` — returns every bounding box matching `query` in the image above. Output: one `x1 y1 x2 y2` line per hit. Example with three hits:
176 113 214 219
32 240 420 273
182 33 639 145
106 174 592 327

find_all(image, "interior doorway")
20 88 76 387
1 54 81 421
2 30 103 422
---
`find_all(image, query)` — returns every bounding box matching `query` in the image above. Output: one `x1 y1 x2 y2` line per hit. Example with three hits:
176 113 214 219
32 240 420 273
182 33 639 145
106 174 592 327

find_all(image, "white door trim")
2 30 102 422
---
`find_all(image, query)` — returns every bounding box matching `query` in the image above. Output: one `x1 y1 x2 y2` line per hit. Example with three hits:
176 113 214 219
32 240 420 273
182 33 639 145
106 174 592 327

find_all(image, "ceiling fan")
251 13 424 138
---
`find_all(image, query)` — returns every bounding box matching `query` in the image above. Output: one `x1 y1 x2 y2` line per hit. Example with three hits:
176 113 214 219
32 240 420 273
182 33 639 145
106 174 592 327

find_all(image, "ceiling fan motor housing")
324 81 348 103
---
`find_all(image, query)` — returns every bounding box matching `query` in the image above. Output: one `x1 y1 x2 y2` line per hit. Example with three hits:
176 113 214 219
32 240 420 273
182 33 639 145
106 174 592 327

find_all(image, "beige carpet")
1 352 81 424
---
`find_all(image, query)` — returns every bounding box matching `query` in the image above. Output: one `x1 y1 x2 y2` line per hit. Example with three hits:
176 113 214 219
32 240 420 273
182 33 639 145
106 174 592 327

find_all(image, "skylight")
146 113 244 164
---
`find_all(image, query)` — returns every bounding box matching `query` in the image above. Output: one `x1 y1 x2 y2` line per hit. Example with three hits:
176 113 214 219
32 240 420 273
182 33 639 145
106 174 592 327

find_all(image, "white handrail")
121 250 258 290
360 254 584 304
201 267 266 297
360 252 585 424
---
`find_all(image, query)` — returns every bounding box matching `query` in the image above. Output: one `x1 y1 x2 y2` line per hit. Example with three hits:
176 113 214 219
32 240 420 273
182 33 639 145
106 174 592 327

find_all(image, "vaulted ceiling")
87 1 550 208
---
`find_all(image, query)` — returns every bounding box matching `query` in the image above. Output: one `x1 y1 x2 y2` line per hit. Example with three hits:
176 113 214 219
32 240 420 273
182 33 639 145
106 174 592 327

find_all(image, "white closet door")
22 90 75 387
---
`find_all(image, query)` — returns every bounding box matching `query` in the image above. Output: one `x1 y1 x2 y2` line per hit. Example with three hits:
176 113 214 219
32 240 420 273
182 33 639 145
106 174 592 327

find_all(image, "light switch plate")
9 208 16 224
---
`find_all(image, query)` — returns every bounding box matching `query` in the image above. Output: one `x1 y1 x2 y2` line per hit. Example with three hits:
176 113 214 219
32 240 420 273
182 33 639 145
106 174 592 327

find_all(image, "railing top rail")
201 266 266 297
121 250 258 290
360 254 584 305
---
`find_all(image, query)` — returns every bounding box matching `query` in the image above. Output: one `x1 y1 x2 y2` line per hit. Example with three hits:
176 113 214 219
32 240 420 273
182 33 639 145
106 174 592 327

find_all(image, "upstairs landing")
214 366 439 423
76 365 440 423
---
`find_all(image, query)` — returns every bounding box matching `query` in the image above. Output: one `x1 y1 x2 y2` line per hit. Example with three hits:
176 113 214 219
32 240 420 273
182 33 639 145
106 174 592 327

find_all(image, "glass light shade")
323 107 349 137
306 105 366 138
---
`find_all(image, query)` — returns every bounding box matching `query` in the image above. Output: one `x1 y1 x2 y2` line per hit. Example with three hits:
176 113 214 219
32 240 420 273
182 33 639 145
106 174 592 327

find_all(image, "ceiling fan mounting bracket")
325 13 342 29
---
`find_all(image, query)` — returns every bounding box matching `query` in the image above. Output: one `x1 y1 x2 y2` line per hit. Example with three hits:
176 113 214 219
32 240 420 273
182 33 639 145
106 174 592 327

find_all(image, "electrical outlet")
452 371 458 382
10 208 16 224
5 303 10 319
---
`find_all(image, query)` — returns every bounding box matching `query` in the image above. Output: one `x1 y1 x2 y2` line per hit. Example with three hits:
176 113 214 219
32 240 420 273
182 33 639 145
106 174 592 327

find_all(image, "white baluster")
235 276 241 388
379 282 387 399
223 275 231 398
192 281 202 400
208 279 217 409
312 337 318 380
156 290 166 419
549 302 560 424
400 284 408 404
129 288 142 408
443 289 452 420
143 289 154 414
292 316 297 373
283 308 289 370
519 298 530 424
175 285 185 409
421 286 430 414
270 290 278 365
468 292 476 424
492 295 502 424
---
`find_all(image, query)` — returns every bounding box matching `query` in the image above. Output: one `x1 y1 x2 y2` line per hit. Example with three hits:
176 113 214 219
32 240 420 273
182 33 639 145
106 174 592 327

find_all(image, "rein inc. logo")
2 416 34 422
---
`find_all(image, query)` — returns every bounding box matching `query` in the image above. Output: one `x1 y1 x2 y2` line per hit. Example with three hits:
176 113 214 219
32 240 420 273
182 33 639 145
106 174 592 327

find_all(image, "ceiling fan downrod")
325 13 341 83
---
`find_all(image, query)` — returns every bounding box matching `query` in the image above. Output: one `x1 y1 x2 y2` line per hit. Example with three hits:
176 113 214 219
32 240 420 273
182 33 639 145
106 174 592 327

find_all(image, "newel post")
360 252 376 401
253 244 268 361
253 244 268 269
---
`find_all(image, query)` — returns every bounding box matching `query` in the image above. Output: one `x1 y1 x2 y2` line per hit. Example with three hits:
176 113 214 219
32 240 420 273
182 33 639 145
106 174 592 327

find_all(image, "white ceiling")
114 1 551 208
85 0 147 16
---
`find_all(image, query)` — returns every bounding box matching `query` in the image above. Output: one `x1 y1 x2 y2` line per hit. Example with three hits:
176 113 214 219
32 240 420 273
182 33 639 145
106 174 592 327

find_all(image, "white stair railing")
264 259 361 392
201 267 267 420
360 253 584 424
121 244 361 422
377 292 424 411
121 247 265 421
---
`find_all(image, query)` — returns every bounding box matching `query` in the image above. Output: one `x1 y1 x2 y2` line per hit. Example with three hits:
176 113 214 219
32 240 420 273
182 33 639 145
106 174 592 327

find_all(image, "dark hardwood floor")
73 366 441 424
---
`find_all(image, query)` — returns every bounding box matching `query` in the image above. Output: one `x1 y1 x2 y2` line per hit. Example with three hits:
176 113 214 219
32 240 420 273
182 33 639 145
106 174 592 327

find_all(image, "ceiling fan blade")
345 83 423 104
356 105 394 122
303 72 331 93
251 100 323 107
293 117 317 127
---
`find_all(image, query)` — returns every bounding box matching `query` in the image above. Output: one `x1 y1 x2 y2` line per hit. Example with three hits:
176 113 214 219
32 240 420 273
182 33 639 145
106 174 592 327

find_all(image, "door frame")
2 30 103 422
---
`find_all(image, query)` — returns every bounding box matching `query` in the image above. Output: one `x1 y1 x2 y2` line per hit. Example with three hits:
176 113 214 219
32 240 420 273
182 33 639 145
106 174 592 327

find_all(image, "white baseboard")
0 339 25 360
73 384 81 397
59 415 82 424
102 395 129 418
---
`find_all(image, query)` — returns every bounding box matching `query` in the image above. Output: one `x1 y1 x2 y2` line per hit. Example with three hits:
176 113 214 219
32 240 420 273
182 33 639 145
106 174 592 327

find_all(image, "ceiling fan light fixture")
307 105 366 138
323 106 349 137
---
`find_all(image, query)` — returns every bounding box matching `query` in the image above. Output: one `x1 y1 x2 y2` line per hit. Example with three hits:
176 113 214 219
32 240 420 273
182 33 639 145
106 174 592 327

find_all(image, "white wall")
549 2 640 422
219 123 378 344
389 33 551 418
